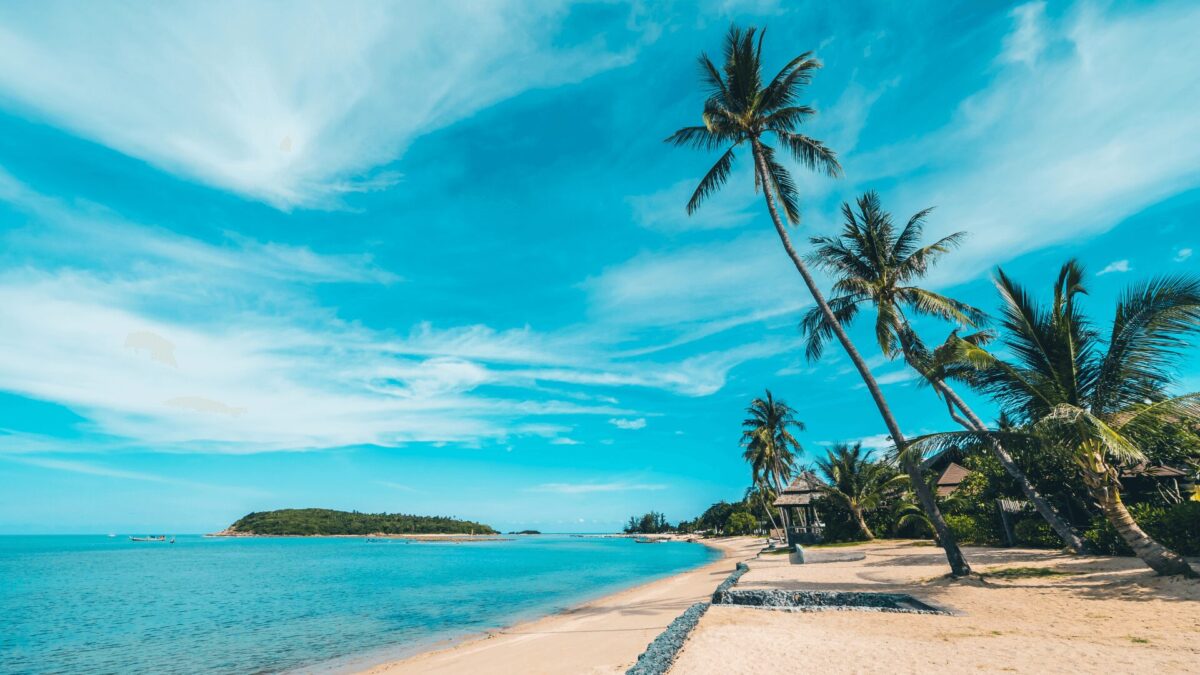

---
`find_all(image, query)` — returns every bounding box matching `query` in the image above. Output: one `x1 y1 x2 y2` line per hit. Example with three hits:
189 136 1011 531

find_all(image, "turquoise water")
0 535 717 674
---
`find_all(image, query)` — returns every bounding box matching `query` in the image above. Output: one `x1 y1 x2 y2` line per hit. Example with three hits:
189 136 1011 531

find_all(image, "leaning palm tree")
814 442 907 540
801 192 1086 552
741 390 802 529
668 25 971 575
912 261 1200 577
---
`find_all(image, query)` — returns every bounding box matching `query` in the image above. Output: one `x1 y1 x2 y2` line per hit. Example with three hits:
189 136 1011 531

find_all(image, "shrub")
1083 501 1200 556
945 514 998 545
1013 518 1063 549
724 511 758 536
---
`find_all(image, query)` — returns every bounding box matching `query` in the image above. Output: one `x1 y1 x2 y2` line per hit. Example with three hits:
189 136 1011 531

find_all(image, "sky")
0 0 1198 534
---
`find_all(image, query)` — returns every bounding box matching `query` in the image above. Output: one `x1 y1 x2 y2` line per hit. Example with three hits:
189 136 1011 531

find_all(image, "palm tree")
741 390 801 529
912 261 1200 577
801 192 1086 552
814 442 907 539
744 483 780 533
668 25 971 575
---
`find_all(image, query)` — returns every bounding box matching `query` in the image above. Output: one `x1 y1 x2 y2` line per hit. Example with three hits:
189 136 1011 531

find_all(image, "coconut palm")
814 442 907 539
668 25 971 575
744 483 780 533
911 261 1200 577
800 192 1086 552
741 390 801 528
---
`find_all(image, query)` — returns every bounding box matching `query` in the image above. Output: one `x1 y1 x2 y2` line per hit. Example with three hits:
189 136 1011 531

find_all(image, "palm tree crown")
801 191 986 362
814 442 906 539
916 260 1200 576
741 389 803 493
665 25 841 224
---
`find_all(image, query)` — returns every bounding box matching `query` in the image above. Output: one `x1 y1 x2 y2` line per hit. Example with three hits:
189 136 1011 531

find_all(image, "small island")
210 508 497 537
509 529 542 535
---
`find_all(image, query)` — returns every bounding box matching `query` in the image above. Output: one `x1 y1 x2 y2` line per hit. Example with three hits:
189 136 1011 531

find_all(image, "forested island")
214 508 497 536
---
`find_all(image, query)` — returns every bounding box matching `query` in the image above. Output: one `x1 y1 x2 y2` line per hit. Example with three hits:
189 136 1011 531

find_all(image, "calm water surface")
0 535 717 674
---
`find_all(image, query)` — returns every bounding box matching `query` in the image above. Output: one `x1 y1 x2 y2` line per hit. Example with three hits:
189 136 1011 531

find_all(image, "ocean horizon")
0 534 718 674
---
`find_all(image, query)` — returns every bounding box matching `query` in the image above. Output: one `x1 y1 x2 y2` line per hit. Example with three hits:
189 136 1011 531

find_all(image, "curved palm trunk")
852 506 875 540
758 490 780 532
750 141 971 576
932 378 1087 553
893 320 1086 553
1091 482 1196 577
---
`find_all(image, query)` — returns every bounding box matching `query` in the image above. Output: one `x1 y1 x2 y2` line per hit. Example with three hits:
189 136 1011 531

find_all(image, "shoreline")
354 536 761 675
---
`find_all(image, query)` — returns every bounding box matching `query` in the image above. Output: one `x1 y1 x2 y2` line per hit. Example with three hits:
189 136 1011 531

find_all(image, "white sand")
671 540 1200 674
361 537 763 675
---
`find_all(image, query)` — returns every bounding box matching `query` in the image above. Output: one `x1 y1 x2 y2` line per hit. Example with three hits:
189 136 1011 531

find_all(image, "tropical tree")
814 442 907 539
801 192 1086 552
744 483 780 532
668 25 971 575
912 261 1200 577
741 390 801 528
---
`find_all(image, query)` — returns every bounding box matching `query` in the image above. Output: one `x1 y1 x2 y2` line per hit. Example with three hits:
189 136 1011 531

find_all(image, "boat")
633 536 667 544
129 535 168 542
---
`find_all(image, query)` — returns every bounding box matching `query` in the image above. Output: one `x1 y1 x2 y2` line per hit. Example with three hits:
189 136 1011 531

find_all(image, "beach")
360 537 763 675
363 539 1200 674
674 540 1200 674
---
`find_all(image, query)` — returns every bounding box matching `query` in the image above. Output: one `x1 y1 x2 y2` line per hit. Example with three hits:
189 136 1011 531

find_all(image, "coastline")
354 536 761 675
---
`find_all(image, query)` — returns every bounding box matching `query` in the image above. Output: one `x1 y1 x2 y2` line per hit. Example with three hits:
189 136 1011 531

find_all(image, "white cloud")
1175 248 1193 262
609 418 647 430
626 176 756 232
526 481 666 494
550 438 582 446
1001 1 1047 65
583 234 809 339
0 455 261 494
1097 259 1131 276
0 2 643 208
851 2 1200 289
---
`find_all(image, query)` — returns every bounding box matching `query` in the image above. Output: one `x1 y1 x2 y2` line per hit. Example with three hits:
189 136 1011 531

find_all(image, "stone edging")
624 602 710 675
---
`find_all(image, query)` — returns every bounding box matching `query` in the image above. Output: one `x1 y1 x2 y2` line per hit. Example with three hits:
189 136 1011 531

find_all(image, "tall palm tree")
744 483 780 533
814 442 907 540
801 192 1086 552
667 25 971 575
912 261 1200 577
741 390 801 529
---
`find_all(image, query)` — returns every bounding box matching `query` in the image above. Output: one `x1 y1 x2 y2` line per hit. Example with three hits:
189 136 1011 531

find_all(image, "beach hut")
774 471 828 546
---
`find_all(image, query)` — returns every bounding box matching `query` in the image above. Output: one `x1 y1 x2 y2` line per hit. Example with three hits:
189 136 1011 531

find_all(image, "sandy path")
361 537 762 675
670 541 1200 674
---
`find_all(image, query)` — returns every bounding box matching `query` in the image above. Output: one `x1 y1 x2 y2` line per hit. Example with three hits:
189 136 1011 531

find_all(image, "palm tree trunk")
1091 482 1196 578
892 320 1086 553
932 378 1087 553
758 490 780 532
750 140 971 576
853 506 875 540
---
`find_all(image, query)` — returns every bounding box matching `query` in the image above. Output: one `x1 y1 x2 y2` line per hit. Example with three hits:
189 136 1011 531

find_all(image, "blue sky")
1 1 1198 533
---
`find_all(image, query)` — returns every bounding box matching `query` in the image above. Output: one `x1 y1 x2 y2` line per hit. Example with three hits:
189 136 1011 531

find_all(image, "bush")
724 511 758 536
1013 518 1063 549
1084 501 1200 556
945 513 999 545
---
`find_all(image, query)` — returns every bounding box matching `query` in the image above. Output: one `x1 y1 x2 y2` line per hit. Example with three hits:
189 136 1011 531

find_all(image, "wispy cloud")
1000 1 1047 65
608 418 647 430
525 481 667 494
1097 259 1131 276
0 455 262 494
0 2 646 208
550 438 582 446
1175 248 1192 262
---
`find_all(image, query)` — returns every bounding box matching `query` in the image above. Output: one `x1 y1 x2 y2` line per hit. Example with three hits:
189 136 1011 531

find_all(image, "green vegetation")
653 25 1200 577
624 511 672 534
226 509 496 536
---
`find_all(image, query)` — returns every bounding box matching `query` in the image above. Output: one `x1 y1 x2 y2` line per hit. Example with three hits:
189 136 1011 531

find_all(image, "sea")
0 534 718 674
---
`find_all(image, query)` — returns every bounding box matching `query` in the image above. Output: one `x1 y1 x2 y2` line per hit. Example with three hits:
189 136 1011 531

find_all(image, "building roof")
1120 463 1189 479
936 462 972 497
773 471 828 507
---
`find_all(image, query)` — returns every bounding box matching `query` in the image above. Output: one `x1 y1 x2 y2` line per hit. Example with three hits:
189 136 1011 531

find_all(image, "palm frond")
799 294 862 362
755 143 801 224
774 131 842 177
686 146 738 215
1092 275 1200 413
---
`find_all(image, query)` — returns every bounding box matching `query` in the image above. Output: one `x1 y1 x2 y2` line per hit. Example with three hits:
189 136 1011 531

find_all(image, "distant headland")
209 508 497 537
